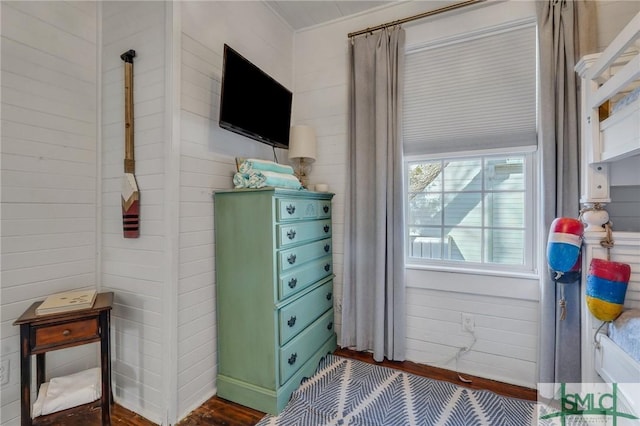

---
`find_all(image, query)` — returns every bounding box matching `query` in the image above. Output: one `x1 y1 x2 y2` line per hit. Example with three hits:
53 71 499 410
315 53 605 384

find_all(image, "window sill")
405 262 539 280
404 264 540 301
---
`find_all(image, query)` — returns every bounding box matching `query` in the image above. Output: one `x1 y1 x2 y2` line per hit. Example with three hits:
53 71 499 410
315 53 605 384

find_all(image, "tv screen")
219 44 293 149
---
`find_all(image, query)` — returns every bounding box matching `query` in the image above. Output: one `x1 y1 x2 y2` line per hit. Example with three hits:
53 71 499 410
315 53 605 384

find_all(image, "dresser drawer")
277 219 331 248
279 255 332 300
33 318 99 351
277 336 336 410
277 198 320 222
279 238 332 272
279 309 334 383
318 200 331 219
279 280 333 345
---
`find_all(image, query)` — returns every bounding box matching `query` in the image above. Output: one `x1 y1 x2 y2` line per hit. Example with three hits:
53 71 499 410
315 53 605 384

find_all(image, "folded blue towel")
233 171 302 190
238 158 294 175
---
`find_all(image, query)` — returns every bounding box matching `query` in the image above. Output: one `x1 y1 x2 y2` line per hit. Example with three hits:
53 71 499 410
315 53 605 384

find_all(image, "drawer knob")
327 322 333 331
287 229 296 240
323 205 329 214
288 278 297 289
324 264 331 272
286 204 296 215
287 254 297 265
326 292 332 301
62 329 71 337
324 244 330 253
323 225 330 233
288 353 297 365
287 316 297 327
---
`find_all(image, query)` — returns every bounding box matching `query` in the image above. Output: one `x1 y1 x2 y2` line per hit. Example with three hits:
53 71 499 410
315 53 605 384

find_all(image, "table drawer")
279 255 332 300
279 309 334 383
34 318 99 350
277 198 319 222
279 238 332 272
279 280 333 345
277 219 331 248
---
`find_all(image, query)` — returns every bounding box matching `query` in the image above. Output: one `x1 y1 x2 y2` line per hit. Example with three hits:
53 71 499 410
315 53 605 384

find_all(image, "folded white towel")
32 382 49 418
32 367 101 418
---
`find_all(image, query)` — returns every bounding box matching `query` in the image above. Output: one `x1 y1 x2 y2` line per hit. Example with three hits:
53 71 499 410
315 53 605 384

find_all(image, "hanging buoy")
547 217 584 278
550 253 582 283
586 258 631 321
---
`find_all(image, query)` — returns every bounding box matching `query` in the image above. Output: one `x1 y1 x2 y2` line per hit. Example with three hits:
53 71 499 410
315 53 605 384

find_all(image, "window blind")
403 22 537 155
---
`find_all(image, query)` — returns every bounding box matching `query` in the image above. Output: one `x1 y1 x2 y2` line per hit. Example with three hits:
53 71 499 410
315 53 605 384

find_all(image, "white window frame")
404 146 538 277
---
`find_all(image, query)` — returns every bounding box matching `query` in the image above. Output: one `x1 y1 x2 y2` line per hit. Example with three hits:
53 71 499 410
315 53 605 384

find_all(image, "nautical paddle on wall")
121 49 139 238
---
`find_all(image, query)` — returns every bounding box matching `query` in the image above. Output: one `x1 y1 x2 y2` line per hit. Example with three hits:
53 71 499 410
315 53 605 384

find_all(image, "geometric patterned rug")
256 354 536 426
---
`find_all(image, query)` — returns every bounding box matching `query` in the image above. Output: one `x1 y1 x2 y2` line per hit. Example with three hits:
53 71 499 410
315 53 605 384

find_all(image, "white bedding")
609 309 640 363
611 86 640 114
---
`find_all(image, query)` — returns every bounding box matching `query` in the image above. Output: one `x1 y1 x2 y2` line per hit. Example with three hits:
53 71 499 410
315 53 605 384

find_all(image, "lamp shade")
288 125 317 162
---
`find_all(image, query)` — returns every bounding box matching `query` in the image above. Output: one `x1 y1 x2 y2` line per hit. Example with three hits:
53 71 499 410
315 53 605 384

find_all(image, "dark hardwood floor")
32 348 537 425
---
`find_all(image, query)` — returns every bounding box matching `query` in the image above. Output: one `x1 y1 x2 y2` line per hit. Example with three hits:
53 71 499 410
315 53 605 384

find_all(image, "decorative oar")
121 49 139 238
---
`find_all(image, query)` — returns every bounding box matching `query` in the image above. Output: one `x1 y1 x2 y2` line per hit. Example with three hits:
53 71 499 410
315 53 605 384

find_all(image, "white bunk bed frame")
576 10 640 418
576 12 640 224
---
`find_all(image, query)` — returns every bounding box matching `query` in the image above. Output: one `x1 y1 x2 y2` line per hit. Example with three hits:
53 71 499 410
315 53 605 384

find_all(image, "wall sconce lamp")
288 125 317 188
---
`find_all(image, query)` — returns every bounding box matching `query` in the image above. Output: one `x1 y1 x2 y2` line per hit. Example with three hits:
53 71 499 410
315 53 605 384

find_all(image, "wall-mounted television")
219 44 293 149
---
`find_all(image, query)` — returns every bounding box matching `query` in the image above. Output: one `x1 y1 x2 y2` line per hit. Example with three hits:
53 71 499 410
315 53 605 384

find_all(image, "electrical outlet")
0 359 9 386
461 313 475 332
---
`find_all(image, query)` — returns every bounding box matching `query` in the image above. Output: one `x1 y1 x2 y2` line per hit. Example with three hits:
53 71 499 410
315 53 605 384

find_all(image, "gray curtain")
537 0 596 386
341 27 406 362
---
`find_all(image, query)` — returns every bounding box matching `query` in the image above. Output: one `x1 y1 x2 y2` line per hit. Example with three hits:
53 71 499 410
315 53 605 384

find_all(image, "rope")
578 202 605 220
593 321 608 349
600 222 614 261
558 283 567 321
578 202 615 258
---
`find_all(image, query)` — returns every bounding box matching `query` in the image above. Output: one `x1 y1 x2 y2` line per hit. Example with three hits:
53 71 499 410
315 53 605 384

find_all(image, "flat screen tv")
219 44 293 149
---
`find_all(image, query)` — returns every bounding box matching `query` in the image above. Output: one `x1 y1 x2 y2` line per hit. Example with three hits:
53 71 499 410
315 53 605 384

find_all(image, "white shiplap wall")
608 186 640 232
0 2 98 424
100 2 167 423
177 1 293 419
1 1 294 423
0 2 97 425
294 0 541 388
295 0 640 389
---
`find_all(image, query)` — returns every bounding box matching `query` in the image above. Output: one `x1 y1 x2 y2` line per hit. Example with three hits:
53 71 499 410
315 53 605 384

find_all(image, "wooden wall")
293 0 640 389
177 1 293 420
100 1 168 422
608 186 640 232
0 2 98 424
294 0 540 388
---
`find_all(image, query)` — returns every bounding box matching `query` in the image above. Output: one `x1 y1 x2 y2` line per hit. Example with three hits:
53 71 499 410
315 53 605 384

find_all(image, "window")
406 151 535 271
403 20 537 273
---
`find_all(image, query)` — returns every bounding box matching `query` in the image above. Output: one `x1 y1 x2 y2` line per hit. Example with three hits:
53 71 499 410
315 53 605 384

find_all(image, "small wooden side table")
13 292 114 426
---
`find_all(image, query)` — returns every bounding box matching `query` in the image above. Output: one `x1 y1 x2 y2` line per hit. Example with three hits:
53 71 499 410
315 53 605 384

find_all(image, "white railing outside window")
406 151 536 274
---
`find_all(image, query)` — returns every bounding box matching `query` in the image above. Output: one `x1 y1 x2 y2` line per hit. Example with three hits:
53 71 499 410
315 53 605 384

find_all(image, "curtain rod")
347 0 485 38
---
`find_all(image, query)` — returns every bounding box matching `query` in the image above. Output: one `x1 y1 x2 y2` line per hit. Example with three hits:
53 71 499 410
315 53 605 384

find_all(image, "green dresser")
214 188 336 414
